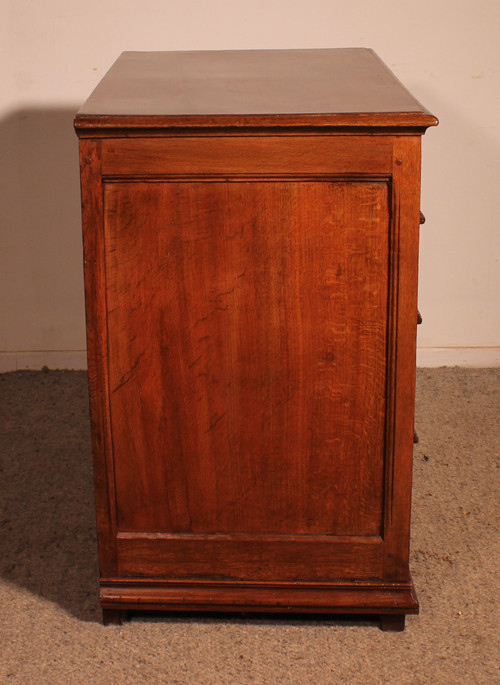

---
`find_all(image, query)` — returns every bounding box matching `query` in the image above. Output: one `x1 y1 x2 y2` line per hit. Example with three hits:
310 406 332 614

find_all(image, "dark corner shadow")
0 107 101 622
130 610 382 630
0 369 101 622
0 364 382 629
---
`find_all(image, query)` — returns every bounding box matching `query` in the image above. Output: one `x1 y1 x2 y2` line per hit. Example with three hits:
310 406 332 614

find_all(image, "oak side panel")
79 139 117 577
103 180 389 540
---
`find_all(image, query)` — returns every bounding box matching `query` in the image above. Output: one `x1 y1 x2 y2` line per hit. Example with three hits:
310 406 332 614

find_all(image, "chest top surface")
75 48 437 132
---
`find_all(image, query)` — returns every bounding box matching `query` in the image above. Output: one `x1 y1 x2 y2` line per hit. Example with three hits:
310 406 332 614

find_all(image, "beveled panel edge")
116 532 384 542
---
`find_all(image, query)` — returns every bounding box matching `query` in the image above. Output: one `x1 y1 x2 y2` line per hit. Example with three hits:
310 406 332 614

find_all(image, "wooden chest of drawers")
75 48 437 630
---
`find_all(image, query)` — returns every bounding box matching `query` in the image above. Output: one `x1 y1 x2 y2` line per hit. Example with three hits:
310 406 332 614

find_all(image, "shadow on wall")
0 112 99 620
0 108 86 361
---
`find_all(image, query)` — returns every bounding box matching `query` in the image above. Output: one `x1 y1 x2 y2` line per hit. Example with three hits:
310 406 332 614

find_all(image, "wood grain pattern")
100 136 392 176
116 536 383 581
104 180 389 539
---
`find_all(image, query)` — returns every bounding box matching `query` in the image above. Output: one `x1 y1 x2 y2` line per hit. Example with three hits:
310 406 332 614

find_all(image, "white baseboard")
0 350 88 372
1 347 499 372
416 347 500 368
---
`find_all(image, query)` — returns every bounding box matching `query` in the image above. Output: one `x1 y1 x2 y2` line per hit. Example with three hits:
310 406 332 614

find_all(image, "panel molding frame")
82 133 418 586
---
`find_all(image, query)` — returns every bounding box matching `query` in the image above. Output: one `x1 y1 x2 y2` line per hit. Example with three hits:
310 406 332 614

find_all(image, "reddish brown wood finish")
76 49 436 629
100 137 393 176
75 49 437 134
79 139 118 579
105 179 388 538
100 578 418 614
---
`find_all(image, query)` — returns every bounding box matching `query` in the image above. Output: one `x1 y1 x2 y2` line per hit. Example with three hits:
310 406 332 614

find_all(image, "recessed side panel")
104 180 389 537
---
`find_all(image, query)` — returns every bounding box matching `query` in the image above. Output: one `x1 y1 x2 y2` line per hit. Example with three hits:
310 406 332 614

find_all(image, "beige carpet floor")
0 367 499 684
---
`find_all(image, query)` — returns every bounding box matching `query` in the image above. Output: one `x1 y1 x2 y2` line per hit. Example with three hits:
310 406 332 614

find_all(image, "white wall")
1 0 499 370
